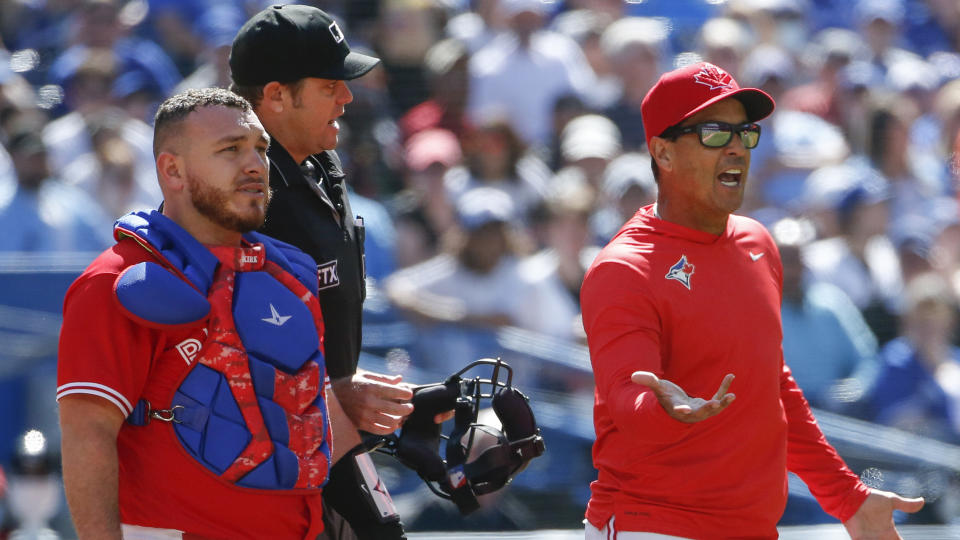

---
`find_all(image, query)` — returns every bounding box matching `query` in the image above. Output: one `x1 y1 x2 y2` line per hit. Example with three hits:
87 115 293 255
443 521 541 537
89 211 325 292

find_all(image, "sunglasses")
661 122 762 149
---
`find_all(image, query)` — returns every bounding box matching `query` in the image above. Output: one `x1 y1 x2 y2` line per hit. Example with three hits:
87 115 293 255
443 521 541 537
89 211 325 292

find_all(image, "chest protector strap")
113 211 331 491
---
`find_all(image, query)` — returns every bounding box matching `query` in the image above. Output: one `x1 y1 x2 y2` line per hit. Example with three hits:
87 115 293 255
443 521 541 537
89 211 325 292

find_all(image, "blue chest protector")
114 211 331 491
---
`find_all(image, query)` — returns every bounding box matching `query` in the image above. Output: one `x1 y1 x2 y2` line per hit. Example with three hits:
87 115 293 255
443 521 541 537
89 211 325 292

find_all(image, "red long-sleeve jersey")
581 206 868 539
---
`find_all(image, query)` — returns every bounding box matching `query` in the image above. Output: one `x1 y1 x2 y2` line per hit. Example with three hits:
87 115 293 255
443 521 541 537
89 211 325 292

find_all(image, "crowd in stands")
4 0 960 526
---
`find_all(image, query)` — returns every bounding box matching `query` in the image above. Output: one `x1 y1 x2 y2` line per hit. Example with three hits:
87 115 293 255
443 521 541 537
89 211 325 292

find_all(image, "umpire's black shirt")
260 141 365 379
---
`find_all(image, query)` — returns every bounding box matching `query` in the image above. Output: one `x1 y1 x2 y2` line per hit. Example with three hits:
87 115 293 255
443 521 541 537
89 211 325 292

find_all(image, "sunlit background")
3 0 960 537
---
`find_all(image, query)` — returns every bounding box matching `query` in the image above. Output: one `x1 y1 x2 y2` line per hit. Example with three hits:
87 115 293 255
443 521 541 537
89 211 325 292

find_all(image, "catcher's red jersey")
581 205 868 539
57 240 326 539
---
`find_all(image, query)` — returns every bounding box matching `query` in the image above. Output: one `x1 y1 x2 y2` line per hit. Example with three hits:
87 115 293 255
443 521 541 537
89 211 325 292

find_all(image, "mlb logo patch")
665 255 695 290
318 260 340 290
447 465 467 489
328 21 345 43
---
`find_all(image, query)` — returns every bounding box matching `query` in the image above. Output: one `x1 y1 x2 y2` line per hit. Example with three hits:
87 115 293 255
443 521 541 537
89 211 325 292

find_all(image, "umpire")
230 5 413 539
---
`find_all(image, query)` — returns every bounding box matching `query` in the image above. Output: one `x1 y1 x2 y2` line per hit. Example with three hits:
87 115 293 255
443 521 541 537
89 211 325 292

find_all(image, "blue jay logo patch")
665 255 695 290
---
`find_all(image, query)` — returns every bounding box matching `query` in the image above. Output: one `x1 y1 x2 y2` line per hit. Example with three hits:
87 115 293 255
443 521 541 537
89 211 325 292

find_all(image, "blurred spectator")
887 56 951 196
375 0 442 115
551 9 618 109
171 3 246 93
522 176 597 342
750 110 849 212
467 0 599 149
338 58 401 197
731 0 809 56
854 0 922 80
773 217 880 410
801 163 863 240
838 61 890 155
444 0 506 54
0 59 44 142
867 95 949 227
385 187 560 370
41 49 159 218
47 0 181 121
740 44 795 104
47 47 117 117
598 16 667 151
44 105 159 219
557 113 621 190
803 163 903 343
0 128 112 252
621 0 722 51
589 152 657 243
934 79 960 168
349 187 398 283
3 429 62 539
398 38 472 141
0 1 78 84
697 16 754 81
890 214 941 284
546 94 590 171
141 0 206 75
904 0 960 55
445 119 549 221
781 27 869 126
857 272 960 444
393 128 461 269
567 0 624 20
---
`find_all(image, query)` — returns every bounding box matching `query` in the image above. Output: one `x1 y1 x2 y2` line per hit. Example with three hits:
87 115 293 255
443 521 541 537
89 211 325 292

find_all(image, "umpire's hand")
632 371 736 423
332 370 414 434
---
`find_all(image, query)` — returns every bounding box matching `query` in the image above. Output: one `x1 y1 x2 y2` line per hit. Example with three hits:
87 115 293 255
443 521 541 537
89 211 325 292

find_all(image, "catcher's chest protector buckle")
379 358 545 514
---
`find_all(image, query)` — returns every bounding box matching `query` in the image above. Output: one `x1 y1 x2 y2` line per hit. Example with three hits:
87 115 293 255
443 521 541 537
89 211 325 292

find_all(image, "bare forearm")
60 398 124 540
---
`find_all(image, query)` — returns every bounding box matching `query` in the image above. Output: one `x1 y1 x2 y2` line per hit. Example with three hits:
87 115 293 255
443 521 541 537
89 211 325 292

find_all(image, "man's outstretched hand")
631 371 736 423
843 489 924 540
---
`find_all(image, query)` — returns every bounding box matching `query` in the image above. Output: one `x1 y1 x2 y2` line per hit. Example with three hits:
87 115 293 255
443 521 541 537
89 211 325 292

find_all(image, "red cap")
641 62 775 149
404 128 462 172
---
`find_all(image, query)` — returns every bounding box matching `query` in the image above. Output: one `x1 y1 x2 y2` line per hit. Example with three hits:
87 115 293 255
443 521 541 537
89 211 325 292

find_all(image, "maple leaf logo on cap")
693 64 734 91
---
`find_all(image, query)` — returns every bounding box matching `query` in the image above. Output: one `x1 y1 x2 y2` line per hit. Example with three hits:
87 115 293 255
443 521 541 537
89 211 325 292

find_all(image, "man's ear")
156 152 185 192
262 82 285 113
650 136 674 174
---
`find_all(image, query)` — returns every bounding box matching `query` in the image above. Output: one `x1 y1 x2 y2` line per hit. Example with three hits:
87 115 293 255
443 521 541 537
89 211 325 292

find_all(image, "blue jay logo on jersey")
665 255 695 290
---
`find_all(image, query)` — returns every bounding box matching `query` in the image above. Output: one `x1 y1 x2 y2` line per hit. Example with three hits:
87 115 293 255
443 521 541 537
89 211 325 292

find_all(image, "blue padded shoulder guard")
115 211 219 295
115 261 210 327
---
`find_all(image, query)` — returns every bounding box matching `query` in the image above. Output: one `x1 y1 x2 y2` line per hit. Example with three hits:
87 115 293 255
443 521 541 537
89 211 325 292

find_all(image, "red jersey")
57 240 325 540
580 206 868 539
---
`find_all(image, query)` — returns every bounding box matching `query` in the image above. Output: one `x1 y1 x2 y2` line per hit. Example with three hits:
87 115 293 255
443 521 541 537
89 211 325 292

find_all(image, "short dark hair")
229 79 307 110
229 83 263 109
153 88 252 157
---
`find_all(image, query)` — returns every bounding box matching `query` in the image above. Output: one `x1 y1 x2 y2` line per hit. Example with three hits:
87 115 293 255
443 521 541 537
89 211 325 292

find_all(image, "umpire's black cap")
230 4 380 86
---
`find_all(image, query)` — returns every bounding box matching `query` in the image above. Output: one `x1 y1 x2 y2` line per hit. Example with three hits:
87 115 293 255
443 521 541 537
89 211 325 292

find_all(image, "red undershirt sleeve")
780 360 869 522
582 259 694 443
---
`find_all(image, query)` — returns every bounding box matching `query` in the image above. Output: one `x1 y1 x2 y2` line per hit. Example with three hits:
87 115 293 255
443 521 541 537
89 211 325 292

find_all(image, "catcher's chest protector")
114 211 331 491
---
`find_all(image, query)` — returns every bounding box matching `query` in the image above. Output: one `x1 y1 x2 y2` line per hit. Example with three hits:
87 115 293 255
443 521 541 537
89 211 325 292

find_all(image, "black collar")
267 142 346 190
267 140 311 188
267 141 352 227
